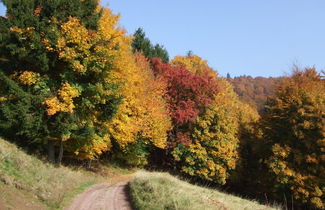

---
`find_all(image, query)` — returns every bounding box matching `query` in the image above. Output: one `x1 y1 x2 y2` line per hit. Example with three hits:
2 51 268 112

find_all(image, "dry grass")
0 138 102 209
129 171 281 210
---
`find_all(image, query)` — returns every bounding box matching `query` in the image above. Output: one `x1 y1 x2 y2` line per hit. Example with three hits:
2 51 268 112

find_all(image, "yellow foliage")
0 97 7 102
43 97 63 115
43 82 80 115
105 53 171 150
265 68 325 208
63 7 169 158
17 71 40 85
58 82 80 104
171 55 217 78
173 77 242 185
74 134 112 160
9 26 23 33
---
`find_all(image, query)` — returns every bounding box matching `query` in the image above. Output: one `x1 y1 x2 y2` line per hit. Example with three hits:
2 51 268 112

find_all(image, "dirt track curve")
66 181 132 210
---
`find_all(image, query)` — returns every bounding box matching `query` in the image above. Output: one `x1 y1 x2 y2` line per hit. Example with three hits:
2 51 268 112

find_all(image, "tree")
171 53 217 78
172 79 241 185
227 73 231 79
262 68 325 209
151 58 218 133
105 54 171 166
153 55 247 185
132 28 169 63
0 1 127 163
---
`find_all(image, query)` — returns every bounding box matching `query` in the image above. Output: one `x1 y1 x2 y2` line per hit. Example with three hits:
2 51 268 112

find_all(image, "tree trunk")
48 140 55 163
57 140 64 166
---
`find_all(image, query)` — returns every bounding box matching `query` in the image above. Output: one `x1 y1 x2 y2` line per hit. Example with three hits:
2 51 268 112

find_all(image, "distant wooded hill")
229 76 283 112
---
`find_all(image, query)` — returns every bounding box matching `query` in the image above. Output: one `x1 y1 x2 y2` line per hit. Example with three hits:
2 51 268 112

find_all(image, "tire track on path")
66 176 133 210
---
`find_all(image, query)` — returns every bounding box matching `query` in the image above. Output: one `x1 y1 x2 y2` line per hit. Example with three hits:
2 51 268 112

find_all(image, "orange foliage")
264 68 325 209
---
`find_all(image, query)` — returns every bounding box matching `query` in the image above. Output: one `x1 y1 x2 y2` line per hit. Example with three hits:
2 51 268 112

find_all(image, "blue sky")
1 1 325 77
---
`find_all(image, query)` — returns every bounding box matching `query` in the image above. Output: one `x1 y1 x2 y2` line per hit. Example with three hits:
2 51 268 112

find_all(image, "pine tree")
132 28 169 63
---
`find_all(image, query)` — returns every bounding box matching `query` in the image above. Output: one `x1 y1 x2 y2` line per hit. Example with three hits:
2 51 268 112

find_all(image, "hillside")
229 76 283 112
0 138 127 209
129 171 281 210
0 137 282 210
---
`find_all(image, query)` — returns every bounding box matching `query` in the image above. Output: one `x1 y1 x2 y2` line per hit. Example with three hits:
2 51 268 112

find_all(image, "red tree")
151 58 218 147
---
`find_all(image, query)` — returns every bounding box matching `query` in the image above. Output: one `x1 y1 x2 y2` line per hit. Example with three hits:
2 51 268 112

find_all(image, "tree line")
0 0 324 209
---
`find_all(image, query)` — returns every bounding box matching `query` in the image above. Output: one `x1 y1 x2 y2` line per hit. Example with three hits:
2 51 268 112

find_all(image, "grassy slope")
0 138 129 209
130 171 281 210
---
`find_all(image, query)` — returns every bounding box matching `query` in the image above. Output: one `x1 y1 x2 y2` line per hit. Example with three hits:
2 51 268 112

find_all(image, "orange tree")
262 68 325 209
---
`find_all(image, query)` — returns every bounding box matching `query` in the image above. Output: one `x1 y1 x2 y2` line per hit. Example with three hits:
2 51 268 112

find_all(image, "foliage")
154 55 246 185
172 79 242 185
1 3 324 209
0 0 125 160
151 58 217 127
132 28 169 63
0 71 48 143
106 54 171 166
229 76 283 112
227 102 269 196
171 54 217 78
262 68 325 209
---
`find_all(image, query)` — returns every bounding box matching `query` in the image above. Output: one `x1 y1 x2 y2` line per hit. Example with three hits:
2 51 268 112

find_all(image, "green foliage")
227 103 271 196
111 139 150 167
0 71 48 144
132 28 169 63
262 68 325 209
0 0 121 161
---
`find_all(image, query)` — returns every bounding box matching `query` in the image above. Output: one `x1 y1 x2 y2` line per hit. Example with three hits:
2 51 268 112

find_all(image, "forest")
0 0 324 209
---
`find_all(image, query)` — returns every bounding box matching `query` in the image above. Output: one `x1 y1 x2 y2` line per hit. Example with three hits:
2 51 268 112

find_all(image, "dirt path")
66 176 133 210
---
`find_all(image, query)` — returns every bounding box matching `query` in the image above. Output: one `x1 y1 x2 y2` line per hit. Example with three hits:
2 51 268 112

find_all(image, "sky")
1 1 325 77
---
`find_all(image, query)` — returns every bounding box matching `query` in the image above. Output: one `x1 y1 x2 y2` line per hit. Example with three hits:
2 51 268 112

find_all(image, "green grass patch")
130 171 281 210
57 182 96 209
0 138 103 209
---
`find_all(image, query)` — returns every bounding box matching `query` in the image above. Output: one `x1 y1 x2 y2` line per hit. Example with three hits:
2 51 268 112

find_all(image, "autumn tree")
0 0 128 162
172 79 242 185
171 54 217 78
105 54 171 166
262 68 325 209
151 57 217 143
150 55 248 185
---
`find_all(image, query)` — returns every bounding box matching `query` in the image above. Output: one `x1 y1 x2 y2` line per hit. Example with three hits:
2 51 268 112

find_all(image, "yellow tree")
171 54 217 78
104 43 172 166
263 68 325 209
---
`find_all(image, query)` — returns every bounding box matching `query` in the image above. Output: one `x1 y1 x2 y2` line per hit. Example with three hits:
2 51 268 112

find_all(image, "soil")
66 176 133 210
0 183 46 210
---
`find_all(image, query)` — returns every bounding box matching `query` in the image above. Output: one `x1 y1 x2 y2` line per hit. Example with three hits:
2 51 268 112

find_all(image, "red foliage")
151 58 218 147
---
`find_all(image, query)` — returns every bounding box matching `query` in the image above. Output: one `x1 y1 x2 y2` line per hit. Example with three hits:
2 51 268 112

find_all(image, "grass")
0 138 131 209
129 171 281 210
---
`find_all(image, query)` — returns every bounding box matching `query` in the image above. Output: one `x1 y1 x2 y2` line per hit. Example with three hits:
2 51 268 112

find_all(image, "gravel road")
65 181 132 210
